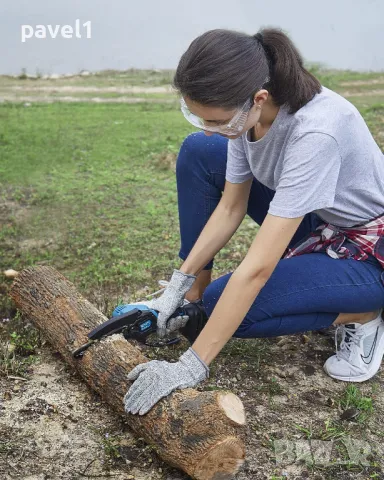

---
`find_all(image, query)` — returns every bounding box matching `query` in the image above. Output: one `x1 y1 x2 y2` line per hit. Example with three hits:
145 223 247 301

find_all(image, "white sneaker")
323 309 384 382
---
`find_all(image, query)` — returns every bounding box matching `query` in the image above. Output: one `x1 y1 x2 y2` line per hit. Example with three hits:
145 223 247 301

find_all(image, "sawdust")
0 351 168 479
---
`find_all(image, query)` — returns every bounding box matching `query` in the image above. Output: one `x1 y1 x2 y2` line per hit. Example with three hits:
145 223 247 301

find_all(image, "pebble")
302 365 316 376
340 407 360 421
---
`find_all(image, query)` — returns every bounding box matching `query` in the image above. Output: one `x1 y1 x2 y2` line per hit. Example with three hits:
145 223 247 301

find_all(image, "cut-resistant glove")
124 347 209 415
147 269 196 338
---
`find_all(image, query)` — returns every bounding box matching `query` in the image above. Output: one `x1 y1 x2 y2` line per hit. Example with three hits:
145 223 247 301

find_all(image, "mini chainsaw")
72 299 207 358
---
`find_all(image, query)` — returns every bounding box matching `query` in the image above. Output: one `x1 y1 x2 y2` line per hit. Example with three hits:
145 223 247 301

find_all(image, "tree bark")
10 266 247 480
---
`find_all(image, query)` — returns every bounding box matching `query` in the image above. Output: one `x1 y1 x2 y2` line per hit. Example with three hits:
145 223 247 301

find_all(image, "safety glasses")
180 97 253 135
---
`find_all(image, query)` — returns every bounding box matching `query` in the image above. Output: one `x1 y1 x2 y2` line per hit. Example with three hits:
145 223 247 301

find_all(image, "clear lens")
180 97 252 135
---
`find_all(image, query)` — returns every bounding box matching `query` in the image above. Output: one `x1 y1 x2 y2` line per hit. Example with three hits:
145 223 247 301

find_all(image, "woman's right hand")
132 269 196 338
148 269 196 337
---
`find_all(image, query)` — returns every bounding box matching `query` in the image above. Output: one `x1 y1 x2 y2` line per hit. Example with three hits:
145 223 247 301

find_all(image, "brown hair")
173 28 321 114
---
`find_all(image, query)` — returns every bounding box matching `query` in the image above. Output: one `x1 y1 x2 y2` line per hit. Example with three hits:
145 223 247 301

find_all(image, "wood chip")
4 269 19 278
7 376 27 381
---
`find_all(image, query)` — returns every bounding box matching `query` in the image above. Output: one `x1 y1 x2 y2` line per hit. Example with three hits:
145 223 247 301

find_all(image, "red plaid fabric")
283 212 384 269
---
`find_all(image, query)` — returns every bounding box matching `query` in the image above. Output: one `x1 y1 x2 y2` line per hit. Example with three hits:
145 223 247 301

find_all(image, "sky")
1 0 383 75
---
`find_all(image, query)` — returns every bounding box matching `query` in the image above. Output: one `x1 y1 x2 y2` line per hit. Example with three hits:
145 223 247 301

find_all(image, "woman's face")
183 94 264 139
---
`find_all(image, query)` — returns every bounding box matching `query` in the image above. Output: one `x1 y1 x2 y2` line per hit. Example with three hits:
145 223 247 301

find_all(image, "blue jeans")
176 132 384 338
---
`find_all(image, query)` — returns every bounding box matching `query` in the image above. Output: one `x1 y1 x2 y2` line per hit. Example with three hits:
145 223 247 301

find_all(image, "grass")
0 101 194 296
338 384 374 423
0 69 383 403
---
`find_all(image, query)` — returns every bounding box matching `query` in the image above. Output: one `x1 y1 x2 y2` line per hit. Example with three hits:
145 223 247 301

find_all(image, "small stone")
302 365 316 376
340 408 360 421
276 337 289 346
4 391 12 400
230 377 238 383
269 367 287 379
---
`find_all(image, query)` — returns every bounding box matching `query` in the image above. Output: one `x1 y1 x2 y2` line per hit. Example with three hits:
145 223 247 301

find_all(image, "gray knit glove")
124 347 209 415
148 269 196 338
129 301 190 336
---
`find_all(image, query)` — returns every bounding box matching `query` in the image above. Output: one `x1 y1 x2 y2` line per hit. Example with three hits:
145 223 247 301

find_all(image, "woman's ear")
253 89 269 108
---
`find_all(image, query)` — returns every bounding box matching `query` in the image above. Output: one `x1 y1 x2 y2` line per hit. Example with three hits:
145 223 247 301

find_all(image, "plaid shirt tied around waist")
283 212 384 272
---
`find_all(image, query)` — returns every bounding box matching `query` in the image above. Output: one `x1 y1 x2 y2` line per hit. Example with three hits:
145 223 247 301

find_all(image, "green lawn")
0 70 383 313
1 102 193 297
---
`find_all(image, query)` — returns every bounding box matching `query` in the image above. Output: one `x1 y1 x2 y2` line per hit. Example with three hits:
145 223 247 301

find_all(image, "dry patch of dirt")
0 84 176 104
339 78 384 87
0 350 171 480
341 89 384 97
0 95 175 104
1 324 383 480
8 86 173 94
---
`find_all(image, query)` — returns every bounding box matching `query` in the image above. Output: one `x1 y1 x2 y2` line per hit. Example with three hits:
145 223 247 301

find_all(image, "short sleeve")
268 132 342 218
225 137 254 184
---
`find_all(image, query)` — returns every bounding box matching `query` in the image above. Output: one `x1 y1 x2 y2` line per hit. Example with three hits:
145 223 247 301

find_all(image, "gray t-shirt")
225 86 384 227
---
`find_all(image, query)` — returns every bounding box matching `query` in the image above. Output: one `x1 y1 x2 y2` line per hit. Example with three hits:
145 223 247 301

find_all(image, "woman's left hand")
124 347 210 415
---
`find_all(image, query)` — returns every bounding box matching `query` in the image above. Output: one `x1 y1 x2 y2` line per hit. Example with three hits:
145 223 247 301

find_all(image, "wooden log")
10 266 247 480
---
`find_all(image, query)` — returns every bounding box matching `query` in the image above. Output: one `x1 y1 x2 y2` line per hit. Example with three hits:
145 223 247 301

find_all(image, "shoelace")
334 324 364 361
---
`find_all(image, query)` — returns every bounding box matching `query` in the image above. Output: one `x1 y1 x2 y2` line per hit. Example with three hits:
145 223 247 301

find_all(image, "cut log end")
218 392 246 426
192 437 246 480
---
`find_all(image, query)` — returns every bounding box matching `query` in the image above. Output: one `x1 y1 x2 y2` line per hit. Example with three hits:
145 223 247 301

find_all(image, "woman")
124 28 384 416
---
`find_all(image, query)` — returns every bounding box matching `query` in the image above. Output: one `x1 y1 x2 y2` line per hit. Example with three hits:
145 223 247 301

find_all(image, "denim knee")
176 132 206 173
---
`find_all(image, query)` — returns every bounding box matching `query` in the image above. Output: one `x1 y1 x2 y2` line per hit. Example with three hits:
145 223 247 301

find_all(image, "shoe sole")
323 323 384 382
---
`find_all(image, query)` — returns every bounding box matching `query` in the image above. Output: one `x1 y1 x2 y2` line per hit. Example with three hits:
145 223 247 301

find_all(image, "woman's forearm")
191 270 266 366
179 202 246 277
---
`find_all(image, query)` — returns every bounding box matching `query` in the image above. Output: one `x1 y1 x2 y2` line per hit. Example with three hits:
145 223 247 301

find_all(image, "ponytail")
257 28 321 113
173 28 321 114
